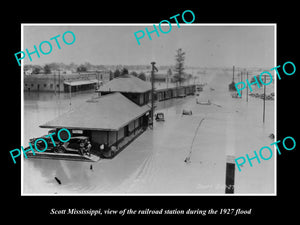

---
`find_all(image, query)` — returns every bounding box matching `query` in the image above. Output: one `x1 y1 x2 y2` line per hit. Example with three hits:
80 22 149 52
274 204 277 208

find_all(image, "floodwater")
23 69 275 195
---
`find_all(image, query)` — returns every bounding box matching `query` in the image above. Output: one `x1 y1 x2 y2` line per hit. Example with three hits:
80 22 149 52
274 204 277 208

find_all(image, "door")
124 125 129 137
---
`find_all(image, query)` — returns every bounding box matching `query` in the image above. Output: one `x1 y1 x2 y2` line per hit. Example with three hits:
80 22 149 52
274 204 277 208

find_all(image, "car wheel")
110 150 115 158
54 146 66 153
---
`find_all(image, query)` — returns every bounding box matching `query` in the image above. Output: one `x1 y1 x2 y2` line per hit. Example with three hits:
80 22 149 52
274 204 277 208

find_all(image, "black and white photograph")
21 24 276 195
4 5 298 220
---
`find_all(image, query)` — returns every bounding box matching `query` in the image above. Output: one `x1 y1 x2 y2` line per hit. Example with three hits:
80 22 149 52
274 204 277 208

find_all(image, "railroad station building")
40 92 151 158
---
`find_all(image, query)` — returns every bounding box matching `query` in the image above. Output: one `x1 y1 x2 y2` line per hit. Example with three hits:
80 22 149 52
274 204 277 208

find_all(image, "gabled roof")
99 75 151 93
40 92 150 131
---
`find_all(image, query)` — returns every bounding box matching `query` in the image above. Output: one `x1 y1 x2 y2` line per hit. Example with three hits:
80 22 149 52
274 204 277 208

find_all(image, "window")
44 84 47 87
72 130 83 134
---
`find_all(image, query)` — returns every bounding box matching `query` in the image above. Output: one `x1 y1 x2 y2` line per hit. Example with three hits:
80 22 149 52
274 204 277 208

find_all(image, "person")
85 140 92 156
184 156 191 164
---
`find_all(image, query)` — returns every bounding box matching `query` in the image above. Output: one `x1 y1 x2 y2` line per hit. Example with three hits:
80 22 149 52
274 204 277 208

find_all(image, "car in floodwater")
155 112 165 121
30 134 92 156
182 109 193 115
55 136 92 156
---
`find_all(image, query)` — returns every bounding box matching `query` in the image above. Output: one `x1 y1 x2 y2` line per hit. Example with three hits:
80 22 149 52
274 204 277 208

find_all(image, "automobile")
182 109 193 115
155 112 165 121
29 134 92 156
196 99 211 105
55 136 92 156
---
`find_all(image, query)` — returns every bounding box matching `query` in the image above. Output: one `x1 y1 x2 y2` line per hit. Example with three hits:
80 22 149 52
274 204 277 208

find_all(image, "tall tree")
121 68 129 76
32 66 42 74
77 65 87 72
174 48 185 86
138 72 146 81
130 71 138 77
114 69 121 78
44 64 51 74
109 70 114 80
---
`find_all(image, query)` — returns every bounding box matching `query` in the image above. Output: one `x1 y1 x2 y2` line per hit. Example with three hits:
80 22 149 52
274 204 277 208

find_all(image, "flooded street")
23 69 275 195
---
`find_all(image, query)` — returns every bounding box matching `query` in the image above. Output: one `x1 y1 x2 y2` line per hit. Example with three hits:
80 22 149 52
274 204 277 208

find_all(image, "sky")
23 24 275 68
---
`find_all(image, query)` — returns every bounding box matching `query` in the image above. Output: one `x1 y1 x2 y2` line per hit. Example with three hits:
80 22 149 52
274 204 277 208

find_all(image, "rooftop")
40 92 150 131
64 79 99 86
98 75 151 93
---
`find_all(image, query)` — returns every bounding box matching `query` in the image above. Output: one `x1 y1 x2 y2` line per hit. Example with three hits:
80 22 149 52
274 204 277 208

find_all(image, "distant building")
97 73 196 103
96 75 152 106
24 71 110 92
152 73 173 83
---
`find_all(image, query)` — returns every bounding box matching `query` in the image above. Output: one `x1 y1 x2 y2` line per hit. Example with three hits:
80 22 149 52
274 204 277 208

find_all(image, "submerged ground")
23 69 275 195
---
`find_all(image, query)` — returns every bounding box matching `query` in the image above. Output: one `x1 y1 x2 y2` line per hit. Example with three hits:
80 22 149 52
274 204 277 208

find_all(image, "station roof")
98 75 151 93
40 92 150 131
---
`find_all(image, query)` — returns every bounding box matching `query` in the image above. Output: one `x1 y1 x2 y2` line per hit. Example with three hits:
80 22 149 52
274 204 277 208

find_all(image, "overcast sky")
23 24 275 68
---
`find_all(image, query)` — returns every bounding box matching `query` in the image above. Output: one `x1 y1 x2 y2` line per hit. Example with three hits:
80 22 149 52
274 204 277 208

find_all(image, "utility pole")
151 62 158 127
240 71 243 97
97 70 100 90
263 75 266 124
58 69 61 94
232 65 235 82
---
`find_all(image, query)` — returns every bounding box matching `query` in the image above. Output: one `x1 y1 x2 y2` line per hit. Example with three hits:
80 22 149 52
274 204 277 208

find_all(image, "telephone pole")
263 75 266 124
151 62 158 126
240 71 243 97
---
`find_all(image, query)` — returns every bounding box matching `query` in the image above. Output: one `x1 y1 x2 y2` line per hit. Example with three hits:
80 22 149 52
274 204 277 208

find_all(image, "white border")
21 23 277 196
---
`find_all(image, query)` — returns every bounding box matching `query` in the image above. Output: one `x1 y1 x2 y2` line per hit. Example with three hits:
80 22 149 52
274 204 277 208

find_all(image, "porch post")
116 130 118 148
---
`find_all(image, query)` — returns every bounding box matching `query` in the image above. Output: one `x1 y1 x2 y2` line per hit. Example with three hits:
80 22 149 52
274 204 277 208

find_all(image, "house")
40 92 151 158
